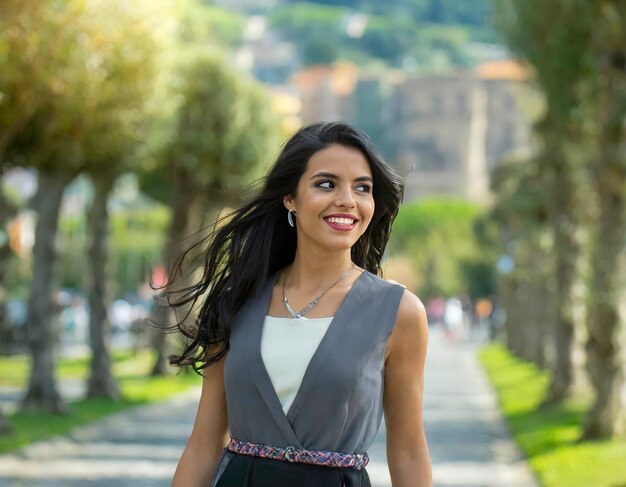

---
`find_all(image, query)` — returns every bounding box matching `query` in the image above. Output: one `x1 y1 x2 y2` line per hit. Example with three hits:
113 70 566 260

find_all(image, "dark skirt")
215 452 372 487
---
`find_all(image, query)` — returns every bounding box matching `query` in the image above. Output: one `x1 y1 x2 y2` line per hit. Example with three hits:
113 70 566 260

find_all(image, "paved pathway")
0 327 538 486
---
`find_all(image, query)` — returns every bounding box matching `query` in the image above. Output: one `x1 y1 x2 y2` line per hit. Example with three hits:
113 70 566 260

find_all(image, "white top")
261 314 334 414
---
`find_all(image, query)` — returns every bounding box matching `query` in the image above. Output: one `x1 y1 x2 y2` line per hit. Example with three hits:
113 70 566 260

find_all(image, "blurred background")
0 1 625 486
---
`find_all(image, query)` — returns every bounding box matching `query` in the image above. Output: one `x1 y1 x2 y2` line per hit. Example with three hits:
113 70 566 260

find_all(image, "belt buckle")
283 445 297 462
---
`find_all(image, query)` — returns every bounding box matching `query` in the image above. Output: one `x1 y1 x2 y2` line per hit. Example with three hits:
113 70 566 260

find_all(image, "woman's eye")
315 181 372 193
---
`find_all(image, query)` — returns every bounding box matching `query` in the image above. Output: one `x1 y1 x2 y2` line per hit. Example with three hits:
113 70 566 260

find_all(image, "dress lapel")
249 271 304 448
285 270 366 424
249 269 367 447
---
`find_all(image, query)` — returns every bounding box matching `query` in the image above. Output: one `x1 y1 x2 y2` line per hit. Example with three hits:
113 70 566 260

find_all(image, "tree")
494 0 593 406
580 0 626 439
0 187 17 436
488 155 554 367
496 0 626 439
0 0 96 412
389 197 489 299
0 412 10 435
0 187 18 355
146 50 279 375
78 1 169 399
0 0 170 409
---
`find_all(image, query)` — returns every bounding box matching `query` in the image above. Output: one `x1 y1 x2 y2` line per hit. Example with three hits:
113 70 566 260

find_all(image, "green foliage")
0 1 93 171
110 207 169 295
458 258 497 298
56 205 169 295
285 0 494 27
479 344 626 487
494 0 593 122
389 197 496 298
268 2 493 69
489 155 550 238
424 0 493 26
271 2 347 26
268 3 345 64
353 16 420 64
0 1 171 174
176 0 245 46
393 197 481 240
144 49 279 201
79 1 171 178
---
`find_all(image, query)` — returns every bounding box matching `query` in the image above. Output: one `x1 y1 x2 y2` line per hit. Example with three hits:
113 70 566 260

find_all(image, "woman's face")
284 144 375 253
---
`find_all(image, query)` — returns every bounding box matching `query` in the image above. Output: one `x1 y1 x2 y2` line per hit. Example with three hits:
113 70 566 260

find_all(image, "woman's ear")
283 195 294 211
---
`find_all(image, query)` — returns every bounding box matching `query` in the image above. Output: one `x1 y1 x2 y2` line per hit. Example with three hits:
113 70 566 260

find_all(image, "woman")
169 122 431 486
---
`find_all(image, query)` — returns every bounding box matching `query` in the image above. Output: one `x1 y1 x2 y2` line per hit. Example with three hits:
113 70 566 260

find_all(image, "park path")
0 326 538 486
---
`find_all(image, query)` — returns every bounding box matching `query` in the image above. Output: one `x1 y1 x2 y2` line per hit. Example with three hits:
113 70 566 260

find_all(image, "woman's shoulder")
360 269 407 291
360 271 425 324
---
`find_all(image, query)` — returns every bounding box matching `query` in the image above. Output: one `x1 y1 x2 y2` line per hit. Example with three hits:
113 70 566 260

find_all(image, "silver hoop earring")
287 209 296 227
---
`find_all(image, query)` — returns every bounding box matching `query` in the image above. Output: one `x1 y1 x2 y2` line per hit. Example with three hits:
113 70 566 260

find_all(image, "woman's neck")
285 251 356 293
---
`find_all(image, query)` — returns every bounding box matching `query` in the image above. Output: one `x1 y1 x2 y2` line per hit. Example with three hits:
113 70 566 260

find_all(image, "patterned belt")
227 437 369 470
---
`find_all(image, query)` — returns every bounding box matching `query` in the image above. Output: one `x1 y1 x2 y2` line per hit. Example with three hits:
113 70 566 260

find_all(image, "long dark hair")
164 122 404 374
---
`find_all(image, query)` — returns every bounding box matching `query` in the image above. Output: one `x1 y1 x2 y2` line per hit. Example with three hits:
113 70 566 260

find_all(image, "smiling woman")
165 122 432 487
284 144 375 254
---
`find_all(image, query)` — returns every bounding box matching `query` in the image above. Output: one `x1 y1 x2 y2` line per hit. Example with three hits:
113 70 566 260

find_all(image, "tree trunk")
582 28 626 438
21 170 73 413
0 191 18 355
502 275 523 356
526 277 549 369
543 152 582 406
151 168 196 376
502 233 551 366
86 174 120 399
583 171 626 439
515 274 548 368
516 278 535 362
0 412 11 435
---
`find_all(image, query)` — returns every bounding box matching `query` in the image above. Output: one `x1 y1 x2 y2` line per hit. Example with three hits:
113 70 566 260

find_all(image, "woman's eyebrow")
309 171 373 183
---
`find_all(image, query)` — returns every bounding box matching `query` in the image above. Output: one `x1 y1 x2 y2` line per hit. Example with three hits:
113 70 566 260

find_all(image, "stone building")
391 60 533 203
285 60 534 204
289 63 358 124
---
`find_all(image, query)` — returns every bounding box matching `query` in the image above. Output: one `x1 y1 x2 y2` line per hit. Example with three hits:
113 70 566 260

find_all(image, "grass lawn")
0 349 201 454
478 344 626 487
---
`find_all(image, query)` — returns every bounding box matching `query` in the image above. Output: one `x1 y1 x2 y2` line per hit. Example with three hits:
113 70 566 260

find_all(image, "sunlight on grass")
0 349 150 387
0 349 201 454
0 355 30 387
478 344 626 487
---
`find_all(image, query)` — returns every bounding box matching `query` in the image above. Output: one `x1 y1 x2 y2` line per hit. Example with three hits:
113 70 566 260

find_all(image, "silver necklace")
282 263 356 319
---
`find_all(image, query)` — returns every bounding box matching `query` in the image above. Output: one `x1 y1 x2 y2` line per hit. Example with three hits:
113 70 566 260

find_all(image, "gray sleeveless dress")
209 269 406 487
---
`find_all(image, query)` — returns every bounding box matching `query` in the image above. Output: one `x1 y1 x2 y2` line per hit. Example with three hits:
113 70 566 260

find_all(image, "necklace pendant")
281 263 356 321
284 299 305 319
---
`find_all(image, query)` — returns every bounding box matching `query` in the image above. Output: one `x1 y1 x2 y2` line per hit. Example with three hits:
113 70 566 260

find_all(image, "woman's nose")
335 186 356 208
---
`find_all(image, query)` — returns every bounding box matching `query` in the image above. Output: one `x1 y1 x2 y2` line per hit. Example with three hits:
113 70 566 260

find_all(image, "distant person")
488 295 505 341
426 295 445 327
443 296 464 343
474 298 493 342
459 293 474 338
166 123 432 486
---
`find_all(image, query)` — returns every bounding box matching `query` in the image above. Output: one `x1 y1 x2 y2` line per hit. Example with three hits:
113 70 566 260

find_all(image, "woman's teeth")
325 217 355 225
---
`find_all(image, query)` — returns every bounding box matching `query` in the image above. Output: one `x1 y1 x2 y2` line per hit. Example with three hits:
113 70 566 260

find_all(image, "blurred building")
284 59 534 204
289 63 358 123
287 64 397 159
234 16 298 85
390 59 533 203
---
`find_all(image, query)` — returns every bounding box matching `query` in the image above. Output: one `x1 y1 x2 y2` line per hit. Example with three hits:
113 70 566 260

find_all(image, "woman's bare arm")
172 353 230 487
384 290 432 487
